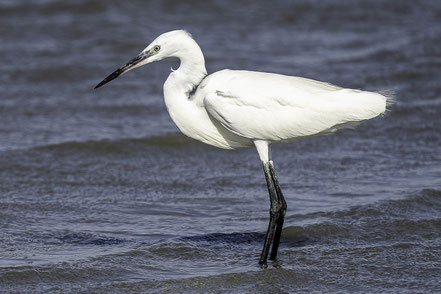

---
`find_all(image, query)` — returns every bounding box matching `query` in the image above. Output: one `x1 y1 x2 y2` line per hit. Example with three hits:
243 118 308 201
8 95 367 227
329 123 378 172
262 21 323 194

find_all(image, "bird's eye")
153 45 160 52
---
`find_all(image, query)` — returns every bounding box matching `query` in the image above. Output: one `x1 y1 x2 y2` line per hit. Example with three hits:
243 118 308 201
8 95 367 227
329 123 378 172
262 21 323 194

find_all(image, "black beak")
95 52 149 89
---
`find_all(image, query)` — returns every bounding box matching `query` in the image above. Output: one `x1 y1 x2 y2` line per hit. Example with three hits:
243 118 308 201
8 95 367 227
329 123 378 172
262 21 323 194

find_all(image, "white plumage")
202 70 387 141
95 30 391 264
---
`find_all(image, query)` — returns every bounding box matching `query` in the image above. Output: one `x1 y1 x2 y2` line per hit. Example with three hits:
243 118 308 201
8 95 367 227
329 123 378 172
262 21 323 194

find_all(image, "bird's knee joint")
281 203 287 212
269 210 279 218
269 204 282 216
270 203 286 216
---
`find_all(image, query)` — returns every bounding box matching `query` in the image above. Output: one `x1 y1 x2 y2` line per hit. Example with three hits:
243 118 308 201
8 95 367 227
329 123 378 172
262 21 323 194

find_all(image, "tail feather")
377 90 395 111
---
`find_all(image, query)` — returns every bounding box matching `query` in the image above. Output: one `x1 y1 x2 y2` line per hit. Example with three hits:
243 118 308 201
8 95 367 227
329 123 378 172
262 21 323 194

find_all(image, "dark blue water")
1 0 440 293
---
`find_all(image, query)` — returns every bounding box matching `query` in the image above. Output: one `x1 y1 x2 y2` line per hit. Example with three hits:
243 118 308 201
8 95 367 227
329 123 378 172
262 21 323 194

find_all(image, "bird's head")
95 30 195 89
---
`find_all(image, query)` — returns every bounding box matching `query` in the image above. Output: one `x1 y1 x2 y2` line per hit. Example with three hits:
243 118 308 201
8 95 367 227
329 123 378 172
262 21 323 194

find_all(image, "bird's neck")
172 47 207 93
164 43 207 101
162 48 207 138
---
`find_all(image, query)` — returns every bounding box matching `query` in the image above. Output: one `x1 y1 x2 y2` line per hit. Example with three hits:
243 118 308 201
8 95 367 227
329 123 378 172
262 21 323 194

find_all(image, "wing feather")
199 70 387 141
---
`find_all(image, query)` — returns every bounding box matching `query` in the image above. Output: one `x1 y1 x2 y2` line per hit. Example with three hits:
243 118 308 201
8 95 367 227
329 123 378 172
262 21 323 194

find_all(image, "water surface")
1 0 440 293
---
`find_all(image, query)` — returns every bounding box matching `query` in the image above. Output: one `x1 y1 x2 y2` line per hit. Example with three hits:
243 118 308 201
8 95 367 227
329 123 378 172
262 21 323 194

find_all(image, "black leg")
259 162 282 265
269 161 287 260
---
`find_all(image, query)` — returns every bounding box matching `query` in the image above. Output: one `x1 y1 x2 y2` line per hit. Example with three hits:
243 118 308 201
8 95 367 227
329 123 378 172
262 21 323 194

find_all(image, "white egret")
95 30 391 265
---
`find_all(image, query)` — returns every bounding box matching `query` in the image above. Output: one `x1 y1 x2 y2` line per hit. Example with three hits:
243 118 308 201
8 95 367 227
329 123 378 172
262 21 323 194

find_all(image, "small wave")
179 232 264 246
286 189 441 244
282 223 339 244
328 189 441 220
149 230 310 255
40 231 125 246
33 133 198 153
0 0 105 14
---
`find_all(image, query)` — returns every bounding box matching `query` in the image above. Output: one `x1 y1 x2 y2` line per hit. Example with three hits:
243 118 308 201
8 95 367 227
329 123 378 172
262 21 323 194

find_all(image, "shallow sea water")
1 0 440 293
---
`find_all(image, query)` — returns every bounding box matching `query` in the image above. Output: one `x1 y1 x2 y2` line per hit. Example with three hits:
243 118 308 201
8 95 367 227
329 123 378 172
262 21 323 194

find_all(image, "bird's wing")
199 70 387 141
